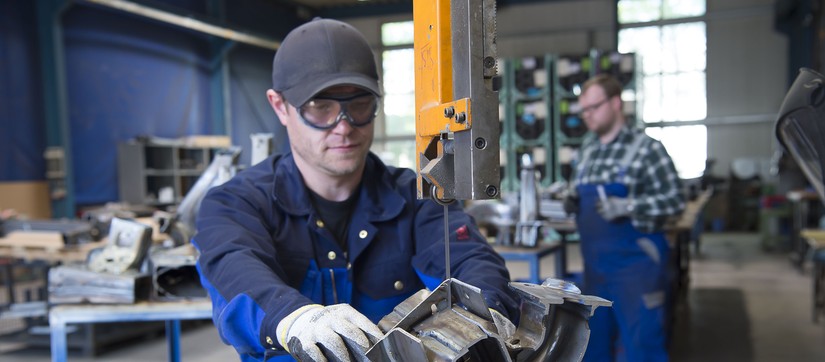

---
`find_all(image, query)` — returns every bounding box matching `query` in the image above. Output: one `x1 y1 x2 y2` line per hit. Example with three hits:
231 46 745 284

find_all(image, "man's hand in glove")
276 304 383 362
596 197 633 222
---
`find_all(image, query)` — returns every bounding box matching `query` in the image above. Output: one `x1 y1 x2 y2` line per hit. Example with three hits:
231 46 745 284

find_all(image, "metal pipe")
38 0 75 219
642 114 777 128
80 0 280 50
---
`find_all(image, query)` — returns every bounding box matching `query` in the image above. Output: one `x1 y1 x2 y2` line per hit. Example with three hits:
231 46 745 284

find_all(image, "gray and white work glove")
596 197 633 222
276 304 383 362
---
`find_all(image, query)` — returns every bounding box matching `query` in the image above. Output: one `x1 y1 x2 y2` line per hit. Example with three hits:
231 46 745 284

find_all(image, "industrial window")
618 0 707 179
375 21 416 169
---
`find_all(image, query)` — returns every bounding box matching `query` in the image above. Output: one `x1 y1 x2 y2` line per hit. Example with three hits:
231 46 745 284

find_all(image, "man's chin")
322 156 365 177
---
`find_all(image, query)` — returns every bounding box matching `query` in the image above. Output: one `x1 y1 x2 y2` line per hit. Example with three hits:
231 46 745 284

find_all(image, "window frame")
617 0 708 179
373 20 417 169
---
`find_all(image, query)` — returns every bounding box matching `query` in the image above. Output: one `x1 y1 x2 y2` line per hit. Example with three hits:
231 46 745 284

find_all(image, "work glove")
276 304 384 362
563 194 580 215
596 197 633 222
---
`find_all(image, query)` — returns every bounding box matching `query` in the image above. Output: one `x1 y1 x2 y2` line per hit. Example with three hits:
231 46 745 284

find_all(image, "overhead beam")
79 0 281 50
317 0 578 19
317 2 412 19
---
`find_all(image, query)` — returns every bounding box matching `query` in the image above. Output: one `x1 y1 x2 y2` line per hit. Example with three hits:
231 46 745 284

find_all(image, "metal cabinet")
117 141 219 205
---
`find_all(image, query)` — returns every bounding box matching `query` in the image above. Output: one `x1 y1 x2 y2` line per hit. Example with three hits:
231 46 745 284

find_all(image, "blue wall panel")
0 0 47 182
229 45 290 166
1 0 301 210
63 6 213 205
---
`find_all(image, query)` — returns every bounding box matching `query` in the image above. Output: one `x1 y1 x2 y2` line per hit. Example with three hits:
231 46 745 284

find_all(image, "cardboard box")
0 181 52 219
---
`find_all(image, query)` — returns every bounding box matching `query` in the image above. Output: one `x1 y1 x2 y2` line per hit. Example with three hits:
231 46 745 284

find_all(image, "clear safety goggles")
298 93 379 130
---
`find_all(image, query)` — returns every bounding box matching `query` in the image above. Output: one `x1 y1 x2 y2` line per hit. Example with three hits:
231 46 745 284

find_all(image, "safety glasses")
578 98 610 116
298 93 379 130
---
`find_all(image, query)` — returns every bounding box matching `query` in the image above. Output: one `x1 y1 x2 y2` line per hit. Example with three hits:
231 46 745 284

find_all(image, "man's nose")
331 112 354 135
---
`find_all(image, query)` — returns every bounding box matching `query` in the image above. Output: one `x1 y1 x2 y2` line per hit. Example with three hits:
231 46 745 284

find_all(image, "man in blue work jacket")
193 18 519 362
566 74 685 362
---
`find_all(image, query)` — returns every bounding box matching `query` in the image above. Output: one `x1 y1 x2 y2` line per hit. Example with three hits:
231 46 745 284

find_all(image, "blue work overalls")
575 135 670 362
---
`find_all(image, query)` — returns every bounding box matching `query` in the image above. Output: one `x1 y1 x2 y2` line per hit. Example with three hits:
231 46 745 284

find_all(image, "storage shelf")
118 142 222 205
500 50 638 188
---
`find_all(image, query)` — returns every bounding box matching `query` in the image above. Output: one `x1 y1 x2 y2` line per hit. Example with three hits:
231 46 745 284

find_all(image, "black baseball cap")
271 18 381 107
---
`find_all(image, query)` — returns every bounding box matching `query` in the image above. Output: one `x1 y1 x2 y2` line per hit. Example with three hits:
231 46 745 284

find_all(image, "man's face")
579 85 621 135
268 85 375 179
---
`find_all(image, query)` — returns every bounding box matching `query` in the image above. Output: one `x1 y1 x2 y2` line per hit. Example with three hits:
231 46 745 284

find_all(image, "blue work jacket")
194 152 519 361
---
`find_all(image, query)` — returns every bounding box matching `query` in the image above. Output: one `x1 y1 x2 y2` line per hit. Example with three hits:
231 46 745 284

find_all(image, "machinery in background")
151 147 240 299
516 154 543 247
250 133 275 166
466 154 571 247
49 218 153 304
81 203 157 239
156 147 240 247
48 147 241 304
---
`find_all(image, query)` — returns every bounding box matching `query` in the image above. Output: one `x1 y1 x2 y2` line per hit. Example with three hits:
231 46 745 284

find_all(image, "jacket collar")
271 152 406 222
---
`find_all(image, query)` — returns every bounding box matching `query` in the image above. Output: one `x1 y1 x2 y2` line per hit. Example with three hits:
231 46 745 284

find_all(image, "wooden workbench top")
801 229 825 249
0 231 104 263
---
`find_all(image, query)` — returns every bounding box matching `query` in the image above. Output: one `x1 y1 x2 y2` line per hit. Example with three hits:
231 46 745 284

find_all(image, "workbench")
49 299 212 362
0 232 104 328
665 189 712 297
0 221 186 356
788 190 821 270
495 241 566 284
799 229 825 324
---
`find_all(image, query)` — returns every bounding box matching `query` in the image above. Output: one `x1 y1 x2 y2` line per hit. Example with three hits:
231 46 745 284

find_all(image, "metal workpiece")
377 279 492 333
161 147 240 246
414 0 501 202
516 154 542 247
367 278 611 362
88 218 153 274
464 155 554 247
48 267 152 305
152 147 238 298
149 243 205 299
508 281 612 361
49 218 155 304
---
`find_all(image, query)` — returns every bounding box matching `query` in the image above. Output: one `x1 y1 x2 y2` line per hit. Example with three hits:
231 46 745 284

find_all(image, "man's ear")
266 89 289 127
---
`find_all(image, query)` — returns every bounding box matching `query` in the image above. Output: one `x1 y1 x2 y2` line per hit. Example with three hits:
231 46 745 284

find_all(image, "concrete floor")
1 232 823 361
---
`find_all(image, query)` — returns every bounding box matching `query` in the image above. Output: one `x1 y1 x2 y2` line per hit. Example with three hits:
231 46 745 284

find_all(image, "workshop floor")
1 232 824 361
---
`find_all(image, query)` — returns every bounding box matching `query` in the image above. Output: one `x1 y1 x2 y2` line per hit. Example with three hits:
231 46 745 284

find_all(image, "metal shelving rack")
117 141 222 205
499 51 638 190
552 50 639 183
500 56 555 193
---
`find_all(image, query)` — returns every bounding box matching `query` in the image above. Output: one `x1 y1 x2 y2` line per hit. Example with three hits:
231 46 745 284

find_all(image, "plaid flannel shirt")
574 126 685 233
